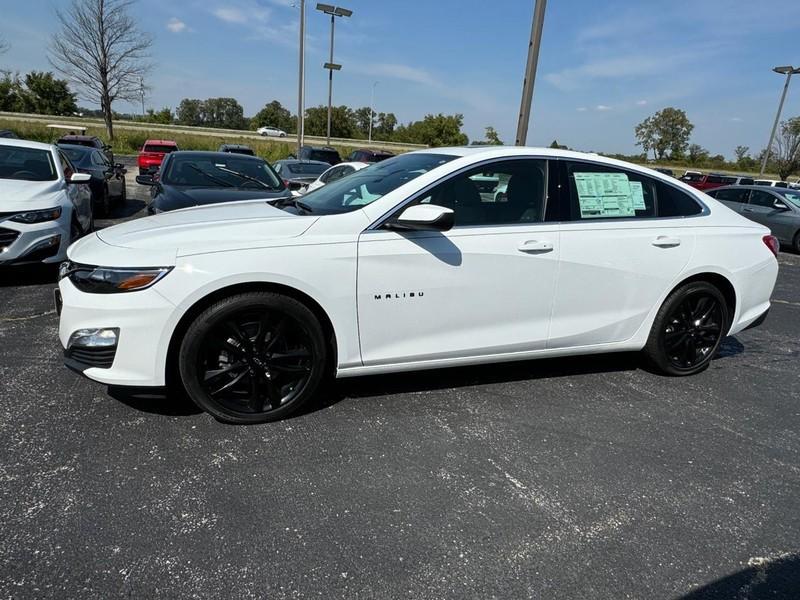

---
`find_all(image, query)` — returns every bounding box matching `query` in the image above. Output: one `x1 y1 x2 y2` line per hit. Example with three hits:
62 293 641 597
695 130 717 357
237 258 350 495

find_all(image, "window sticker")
629 181 646 210
574 172 636 218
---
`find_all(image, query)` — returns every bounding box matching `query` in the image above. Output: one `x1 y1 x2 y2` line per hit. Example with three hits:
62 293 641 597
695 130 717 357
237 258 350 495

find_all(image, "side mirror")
135 175 155 186
774 200 789 210
68 172 91 184
115 163 127 174
392 204 455 231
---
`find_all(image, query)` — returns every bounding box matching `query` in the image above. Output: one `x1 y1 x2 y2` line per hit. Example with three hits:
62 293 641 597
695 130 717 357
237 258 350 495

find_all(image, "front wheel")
643 281 729 376
178 292 328 423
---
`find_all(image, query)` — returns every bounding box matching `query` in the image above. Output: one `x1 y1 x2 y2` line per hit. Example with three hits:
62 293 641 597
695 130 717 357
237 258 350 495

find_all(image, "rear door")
548 160 701 348
707 187 750 212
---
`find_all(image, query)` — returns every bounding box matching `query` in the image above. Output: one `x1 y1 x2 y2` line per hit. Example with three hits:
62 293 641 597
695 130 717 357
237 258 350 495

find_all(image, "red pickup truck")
137 139 178 177
680 172 737 191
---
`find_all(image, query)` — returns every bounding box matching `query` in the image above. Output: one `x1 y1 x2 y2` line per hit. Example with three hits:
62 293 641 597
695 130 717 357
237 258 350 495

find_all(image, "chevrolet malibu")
57 147 778 423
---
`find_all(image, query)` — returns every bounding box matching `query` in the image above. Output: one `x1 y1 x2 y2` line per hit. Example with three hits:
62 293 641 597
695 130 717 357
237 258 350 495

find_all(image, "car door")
357 158 560 366
548 160 700 348
746 189 798 243
96 151 122 196
58 150 92 230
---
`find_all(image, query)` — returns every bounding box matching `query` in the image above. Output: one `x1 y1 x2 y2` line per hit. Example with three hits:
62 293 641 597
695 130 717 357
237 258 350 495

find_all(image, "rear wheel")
96 184 111 217
793 230 800 253
178 292 327 423
643 281 729 376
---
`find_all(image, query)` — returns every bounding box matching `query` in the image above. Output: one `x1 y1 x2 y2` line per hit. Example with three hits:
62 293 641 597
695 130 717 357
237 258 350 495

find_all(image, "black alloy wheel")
644 281 729 376
179 292 327 423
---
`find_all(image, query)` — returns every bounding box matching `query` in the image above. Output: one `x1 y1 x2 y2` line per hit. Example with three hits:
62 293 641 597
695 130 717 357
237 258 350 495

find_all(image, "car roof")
58 134 98 141
710 185 780 191
326 161 369 169
57 143 93 153
144 139 178 145
274 158 330 165
302 145 339 151
168 150 262 161
0 138 55 151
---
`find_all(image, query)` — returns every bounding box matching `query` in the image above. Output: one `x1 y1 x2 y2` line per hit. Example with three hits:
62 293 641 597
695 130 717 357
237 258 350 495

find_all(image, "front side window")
0 146 58 181
302 153 456 215
749 190 777 208
403 159 547 227
562 161 702 220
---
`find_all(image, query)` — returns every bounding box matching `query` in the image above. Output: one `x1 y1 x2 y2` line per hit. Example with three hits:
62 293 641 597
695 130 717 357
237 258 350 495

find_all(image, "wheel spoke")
665 332 689 351
264 319 288 353
270 363 311 374
204 362 245 383
265 379 283 408
208 369 248 396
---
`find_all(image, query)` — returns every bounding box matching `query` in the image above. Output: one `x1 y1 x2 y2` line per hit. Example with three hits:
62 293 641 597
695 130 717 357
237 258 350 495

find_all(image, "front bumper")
58 277 177 386
0 217 69 265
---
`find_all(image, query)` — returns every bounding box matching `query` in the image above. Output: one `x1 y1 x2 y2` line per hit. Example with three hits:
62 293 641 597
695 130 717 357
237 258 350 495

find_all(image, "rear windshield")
60 146 88 163
223 147 255 156
287 163 328 175
59 138 95 148
0 146 57 181
144 144 177 153
308 150 340 162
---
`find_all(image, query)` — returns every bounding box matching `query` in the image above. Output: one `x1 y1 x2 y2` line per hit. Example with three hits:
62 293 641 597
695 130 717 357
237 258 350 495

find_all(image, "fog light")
67 328 119 349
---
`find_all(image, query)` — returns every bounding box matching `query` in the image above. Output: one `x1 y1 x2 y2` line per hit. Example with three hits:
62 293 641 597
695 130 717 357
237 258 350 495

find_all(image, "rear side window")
711 188 749 203
560 161 702 220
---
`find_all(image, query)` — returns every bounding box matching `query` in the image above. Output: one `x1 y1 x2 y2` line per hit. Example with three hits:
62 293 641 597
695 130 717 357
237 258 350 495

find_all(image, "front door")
357 158 559 366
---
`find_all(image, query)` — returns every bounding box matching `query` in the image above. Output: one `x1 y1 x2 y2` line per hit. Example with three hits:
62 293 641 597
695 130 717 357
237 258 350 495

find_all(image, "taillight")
763 235 779 258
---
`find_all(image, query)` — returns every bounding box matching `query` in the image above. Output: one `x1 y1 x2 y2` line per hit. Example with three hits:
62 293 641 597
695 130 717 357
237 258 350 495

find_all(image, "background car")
55 134 113 164
681 172 737 191
0 139 92 265
0 129 18 139
296 145 341 165
753 179 789 188
218 144 255 156
347 149 394 163
304 161 368 193
138 151 290 214
256 126 287 137
137 139 178 178
57 143 127 216
272 159 330 192
653 167 674 177
706 185 800 252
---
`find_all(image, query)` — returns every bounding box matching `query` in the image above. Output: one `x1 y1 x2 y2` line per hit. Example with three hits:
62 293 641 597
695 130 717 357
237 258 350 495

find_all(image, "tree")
140 107 173 124
176 98 203 126
634 107 693 160
0 74 24 112
203 97 245 129
49 0 152 140
374 112 397 139
549 139 568 150
687 143 709 166
304 105 356 138
734 145 749 164
770 117 800 181
21 71 78 115
485 126 503 146
252 100 295 133
353 106 373 137
393 113 468 147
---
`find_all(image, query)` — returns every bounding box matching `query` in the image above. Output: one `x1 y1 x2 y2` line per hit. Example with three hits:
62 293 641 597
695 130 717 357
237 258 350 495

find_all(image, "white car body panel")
305 161 369 193
0 139 92 265
58 147 778 387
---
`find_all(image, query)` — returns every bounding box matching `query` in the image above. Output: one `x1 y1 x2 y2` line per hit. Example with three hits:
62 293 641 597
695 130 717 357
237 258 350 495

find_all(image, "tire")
118 177 127 204
793 230 800 254
643 281 729 376
96 184 111 217
178 292 328 423
70 216 81 243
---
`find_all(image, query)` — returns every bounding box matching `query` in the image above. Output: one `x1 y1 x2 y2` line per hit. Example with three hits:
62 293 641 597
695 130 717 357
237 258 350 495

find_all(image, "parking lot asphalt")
1 163 799 599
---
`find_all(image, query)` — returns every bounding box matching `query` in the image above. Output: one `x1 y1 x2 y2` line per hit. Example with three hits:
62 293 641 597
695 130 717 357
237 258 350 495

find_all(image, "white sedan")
57 146 778 423
0 139 92 266
303 161 368 193
256 126 287 137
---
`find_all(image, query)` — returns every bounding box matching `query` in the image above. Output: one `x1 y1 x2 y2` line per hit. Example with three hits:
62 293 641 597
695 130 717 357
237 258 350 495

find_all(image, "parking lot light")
316 3 352 145
760 65 800 175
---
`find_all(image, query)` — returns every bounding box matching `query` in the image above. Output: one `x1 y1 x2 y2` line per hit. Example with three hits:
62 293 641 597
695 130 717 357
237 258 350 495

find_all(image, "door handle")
651 236 681 248
518 240 554 253
743 208 754 213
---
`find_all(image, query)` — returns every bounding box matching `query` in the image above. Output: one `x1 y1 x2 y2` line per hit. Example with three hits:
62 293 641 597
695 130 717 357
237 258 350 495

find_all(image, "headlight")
10 207 62 224
59 262 172 293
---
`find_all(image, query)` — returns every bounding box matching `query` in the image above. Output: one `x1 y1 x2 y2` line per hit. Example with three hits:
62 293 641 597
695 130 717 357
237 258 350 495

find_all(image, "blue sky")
2 0 800 158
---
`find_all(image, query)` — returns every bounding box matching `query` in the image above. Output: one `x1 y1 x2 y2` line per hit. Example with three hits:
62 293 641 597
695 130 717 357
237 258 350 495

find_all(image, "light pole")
296 0 307 155
760 65 800 175
139 77 145 117
515 0 547 146
368 81 378 144
316 3 352 145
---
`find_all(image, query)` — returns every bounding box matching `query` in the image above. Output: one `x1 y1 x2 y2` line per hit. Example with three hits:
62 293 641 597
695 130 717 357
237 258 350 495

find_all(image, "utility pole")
368 81 378 144
760 65 800 175
297 0 306 155
139 76 145 117
317 4 351 146
514 0 547 146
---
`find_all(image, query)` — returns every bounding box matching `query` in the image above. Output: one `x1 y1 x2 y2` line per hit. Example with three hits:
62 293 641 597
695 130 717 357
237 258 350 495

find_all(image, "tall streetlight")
316 3 352 145
760 65 800 175
368 81 378 144
296 0 307 155
514 0 547 146
139 76 145 117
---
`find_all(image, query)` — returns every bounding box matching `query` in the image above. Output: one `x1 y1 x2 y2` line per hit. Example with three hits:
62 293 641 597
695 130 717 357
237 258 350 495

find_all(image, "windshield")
161 155 283 189
286 162 328 176
300 153 457 215
0 146 57 181
778 190 800 208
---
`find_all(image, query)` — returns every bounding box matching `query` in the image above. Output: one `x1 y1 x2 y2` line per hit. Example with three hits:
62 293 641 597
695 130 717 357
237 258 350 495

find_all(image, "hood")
0 179 64 211
94 199 317 259
153 185 290 212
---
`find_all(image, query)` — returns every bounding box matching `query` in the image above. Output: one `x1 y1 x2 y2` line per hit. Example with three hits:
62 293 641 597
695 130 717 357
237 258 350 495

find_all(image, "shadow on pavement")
0 264 58 287
678 553 800 599
107 385 203 417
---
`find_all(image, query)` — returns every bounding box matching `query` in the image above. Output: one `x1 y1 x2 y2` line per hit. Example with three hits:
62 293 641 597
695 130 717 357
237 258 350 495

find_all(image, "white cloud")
348 61 436 86
636 99 647 106
213 7 249 24
595 105 612 111
730 117 743 122
166 18 187 33
576 107 588 112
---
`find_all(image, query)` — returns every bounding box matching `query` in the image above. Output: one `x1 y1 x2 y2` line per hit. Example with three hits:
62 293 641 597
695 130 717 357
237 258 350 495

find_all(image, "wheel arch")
164 281 339 387
668 271 737 325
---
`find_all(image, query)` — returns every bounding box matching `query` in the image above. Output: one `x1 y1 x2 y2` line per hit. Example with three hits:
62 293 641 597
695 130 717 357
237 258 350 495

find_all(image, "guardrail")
0 111 427 152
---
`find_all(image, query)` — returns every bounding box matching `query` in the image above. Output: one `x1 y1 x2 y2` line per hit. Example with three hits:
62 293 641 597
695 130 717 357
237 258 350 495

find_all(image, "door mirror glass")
774 199 789 210
135 175 155 186
393 204 455 231
68 172 91 184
